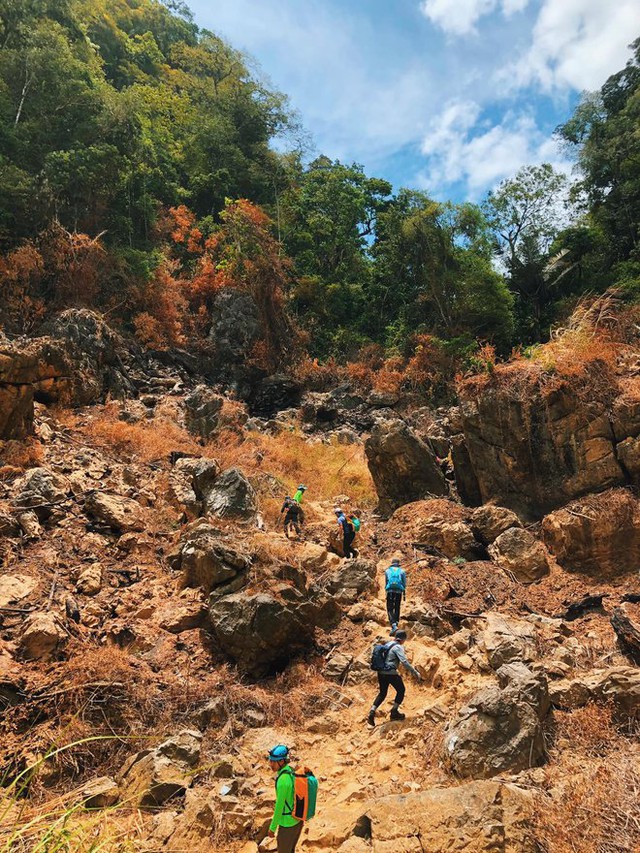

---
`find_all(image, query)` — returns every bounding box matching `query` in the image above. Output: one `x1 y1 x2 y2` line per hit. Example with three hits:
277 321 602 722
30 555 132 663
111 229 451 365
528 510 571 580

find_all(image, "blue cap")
268 745 289 761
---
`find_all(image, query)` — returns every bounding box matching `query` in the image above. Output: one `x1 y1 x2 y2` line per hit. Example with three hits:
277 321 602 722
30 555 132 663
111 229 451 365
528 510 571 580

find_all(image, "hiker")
267 744 318 852
280 496 303 538
334 507 356 559
294 484 306 524
368 630 421 726
385 556 406 634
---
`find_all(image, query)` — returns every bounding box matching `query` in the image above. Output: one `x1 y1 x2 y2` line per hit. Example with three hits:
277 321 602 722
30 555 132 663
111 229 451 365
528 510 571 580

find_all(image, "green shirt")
270 766 300 832
294 490 305 504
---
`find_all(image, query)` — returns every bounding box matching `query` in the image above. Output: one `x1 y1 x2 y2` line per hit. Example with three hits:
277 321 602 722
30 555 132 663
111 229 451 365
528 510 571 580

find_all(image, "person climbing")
267 745 318 852
385 556 406 634
267 745 303 851
294 484 306 525
368 630 421 726
280 496 303 538
334 507 356 559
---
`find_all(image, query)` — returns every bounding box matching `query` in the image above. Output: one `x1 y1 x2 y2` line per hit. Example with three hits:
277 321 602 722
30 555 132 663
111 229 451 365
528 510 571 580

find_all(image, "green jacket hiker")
268 745 303 852
270 765 300 832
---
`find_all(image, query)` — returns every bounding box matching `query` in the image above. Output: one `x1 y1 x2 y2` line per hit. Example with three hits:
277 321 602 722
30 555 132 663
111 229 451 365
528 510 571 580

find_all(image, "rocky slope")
2 318 640 852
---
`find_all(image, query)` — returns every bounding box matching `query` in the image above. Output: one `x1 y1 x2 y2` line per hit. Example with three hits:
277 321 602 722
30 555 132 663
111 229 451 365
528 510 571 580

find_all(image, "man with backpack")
280 496 303 538
368 630 421 726
334 507 356 559
267 744 317 852
385 557 406 634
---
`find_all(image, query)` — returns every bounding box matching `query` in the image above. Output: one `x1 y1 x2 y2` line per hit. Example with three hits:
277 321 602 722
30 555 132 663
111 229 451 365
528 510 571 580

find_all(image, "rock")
203 468 257 519
249 374 302 418
12 467 67 520
321 559 376 605
119 730 202 808
362 780 535 852
19 613 67 661
76 564 103 596
209 585 321 676
80 776 120 809
155 601 207 634
173 524 251 594
84 491 145 533
0 509 20 537
325 651 353 682
0 382 33 440
15 510 42 538
450 434 483 507
458 362 625 519
470 504 522 545
299 543 342 573
549 667 640 719
479 614 536 670
365 420 447 514
184 385 224 439
168 457 221 519
488 527 550 583
611 604 640 663
0 574 36 607
541 488 640 577
445 664 549 778
392 499 477 559
209 289 261 368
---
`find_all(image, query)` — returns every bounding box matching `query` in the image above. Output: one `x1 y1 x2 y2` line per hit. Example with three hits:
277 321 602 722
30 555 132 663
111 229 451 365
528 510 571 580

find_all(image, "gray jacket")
384 642 420 678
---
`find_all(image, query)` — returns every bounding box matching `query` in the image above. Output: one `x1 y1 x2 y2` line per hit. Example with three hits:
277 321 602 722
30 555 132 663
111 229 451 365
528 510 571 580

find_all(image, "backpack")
370 640 398 672
279 766 318 821
386 566 404 591
283 497 297 512
351 517 361 533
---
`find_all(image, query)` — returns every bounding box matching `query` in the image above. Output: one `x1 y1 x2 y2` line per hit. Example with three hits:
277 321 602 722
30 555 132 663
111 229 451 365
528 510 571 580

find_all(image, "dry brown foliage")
0 439 43 477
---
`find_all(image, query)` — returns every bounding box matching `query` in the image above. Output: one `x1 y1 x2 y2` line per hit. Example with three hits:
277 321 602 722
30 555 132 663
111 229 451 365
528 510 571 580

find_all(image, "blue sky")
187 0 640 202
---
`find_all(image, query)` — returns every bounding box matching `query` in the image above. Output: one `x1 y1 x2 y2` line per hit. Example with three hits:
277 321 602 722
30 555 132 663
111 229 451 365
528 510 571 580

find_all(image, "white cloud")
503 0 640 91
418 102 572 197
420 0 530 36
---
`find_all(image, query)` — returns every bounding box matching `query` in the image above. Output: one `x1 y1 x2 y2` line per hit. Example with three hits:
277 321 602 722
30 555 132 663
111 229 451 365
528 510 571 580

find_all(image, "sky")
187 0 640 203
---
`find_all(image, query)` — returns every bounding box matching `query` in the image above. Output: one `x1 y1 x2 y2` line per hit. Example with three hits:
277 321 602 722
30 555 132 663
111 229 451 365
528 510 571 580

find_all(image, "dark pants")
373 671 405 709
386 590 403 626
284 511 301 536
277 821 303 852
343 528 356 558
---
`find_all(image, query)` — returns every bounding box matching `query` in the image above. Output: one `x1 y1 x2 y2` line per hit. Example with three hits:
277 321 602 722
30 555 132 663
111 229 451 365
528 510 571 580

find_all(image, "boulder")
391 500 477 560
488 527 550 583
541 488 640 577
173 524 251 594
209 289 261 367
183 386 224 439
249 374 302 418
84 491 145 533
168 457 221 519
209 584 323 676
76 564 103 596
325 651 353 682
479 614 536 670
549 667 640 719
365 420 447 514
299 543 342 574
470 505 522 545
203 468 257 519
80 776 120 809
361 780 536 853
445 663 550 778
321 559 376 605
12 468 67 520
458 362 626 519
19 613 67 661
0 574 36 607
450 434 483 507
119 730 202 808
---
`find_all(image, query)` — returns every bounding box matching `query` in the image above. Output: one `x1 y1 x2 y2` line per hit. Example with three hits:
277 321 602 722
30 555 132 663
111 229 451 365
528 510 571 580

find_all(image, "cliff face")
458 360 640 519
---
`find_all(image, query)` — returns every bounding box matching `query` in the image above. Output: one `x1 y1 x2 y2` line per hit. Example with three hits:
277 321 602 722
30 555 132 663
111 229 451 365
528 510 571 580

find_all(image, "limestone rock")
119 730 202 808
19 613 67 661
203 468 257 519
321 559 376 605
155 601 207 634
470 504 522 545
549 667 640 719
80 776 120 809
0 574 36 608
299 543 342 573
0 509 20 537
184 386 224 439
12 468 67 520
84 491 145 533
209 585 321 676
362 779 536 852
174 524 251 594
445 664 549 778
168 456 220 519
450 433 483 507
391 499 477 559
479 614 536 670
76 564 103 596
209 289 261 367
488 527 550 583
541 488 640 577
249 374 302 418
325 651 353 682
365 420 447 515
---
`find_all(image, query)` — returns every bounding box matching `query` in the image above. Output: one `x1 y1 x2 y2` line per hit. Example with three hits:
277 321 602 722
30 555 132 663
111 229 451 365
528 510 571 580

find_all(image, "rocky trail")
2 313 640 851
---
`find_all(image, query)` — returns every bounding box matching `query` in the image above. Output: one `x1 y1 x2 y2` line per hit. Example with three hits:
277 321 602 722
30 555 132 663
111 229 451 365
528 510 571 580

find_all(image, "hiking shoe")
367 710 376 727
390 709 405 721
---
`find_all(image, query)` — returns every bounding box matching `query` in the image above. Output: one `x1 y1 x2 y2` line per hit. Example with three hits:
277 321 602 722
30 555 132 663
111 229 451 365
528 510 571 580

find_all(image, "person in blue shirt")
384 557 407 634
334 507 356 559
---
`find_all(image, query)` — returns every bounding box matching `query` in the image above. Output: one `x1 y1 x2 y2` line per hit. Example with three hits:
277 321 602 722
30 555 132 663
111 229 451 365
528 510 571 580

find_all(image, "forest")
1 0 639 390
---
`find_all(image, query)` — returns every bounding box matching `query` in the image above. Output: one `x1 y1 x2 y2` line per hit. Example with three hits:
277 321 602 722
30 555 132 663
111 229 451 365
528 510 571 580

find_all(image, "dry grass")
535 704 640 853
0 439 44 479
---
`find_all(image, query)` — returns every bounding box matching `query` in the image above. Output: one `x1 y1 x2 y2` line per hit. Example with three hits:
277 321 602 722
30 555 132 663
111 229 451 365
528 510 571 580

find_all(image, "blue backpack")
386 566 404 591
370 640 398 672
